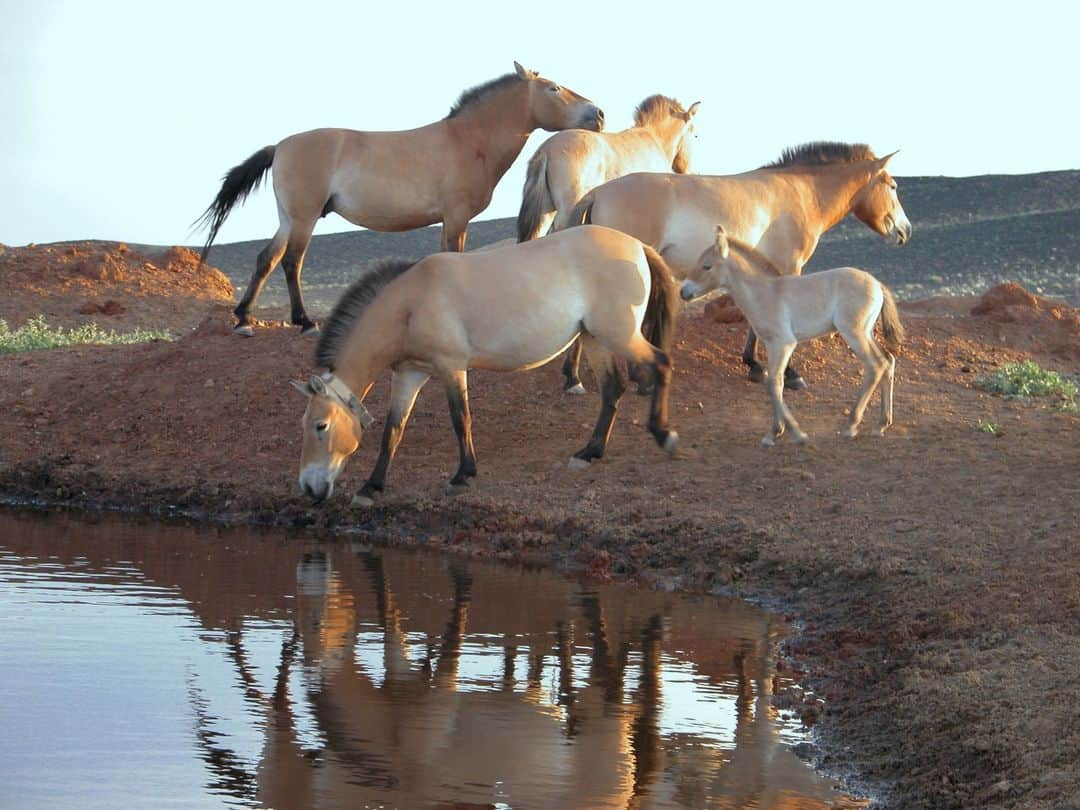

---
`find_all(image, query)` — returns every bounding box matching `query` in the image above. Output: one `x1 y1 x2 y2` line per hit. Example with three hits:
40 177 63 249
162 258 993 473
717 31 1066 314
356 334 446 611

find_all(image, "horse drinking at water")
681 226 904 446
196 62 603 337
562 142 911 392
291 225 679 507
517 95 699 242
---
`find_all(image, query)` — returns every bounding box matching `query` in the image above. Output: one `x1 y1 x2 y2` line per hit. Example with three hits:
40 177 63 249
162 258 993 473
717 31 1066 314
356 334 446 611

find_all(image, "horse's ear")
290 379 313 398
513 61 537 80
875 150 900 171
686 101 701 119
715 225 730 259
309 375 327 396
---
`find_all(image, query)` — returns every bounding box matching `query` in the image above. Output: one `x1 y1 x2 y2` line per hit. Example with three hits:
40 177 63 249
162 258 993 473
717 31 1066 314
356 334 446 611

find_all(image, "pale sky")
2 0 1077 247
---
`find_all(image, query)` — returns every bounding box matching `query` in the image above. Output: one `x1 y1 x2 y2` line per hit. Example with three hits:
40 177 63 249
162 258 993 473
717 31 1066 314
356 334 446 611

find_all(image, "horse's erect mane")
446 72 524 119
633 95 686 127
727 236 784 277
315 258 417 370
761 141 877 170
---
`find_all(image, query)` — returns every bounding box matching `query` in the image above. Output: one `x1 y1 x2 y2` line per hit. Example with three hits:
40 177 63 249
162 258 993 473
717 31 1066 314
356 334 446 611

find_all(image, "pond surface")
0 510 859 809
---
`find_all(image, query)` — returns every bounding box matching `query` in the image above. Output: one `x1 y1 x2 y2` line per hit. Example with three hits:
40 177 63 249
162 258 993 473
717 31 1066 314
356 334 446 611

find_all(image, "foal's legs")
880 353 896 434
443 370 478 492
352 368 430 508
840 329 888 438
280 218 319 335
743 329 808 390
570 338 628 467
760 340 807 447
233 225 288 336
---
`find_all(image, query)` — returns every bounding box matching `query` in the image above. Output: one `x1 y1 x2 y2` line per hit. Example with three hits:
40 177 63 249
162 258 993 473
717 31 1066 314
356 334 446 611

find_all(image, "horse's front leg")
444 370 478 494
352 369 429 508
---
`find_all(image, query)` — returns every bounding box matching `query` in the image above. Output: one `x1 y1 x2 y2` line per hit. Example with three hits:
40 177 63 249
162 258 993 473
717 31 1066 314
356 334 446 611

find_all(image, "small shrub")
975 360 1078 412
977 420 1002 435
0 316 171 354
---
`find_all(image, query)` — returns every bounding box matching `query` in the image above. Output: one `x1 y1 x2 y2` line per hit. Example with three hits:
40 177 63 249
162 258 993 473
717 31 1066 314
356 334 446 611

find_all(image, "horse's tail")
194 145 276 263
642 244 679 354
878 283 905 354
516 150 552 242
565 190 596 229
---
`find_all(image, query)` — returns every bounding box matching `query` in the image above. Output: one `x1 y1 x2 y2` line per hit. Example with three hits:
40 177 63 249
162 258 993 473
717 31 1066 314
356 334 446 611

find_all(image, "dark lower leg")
234 243 281 327
646 350 675 448
783 361 807 390
563 339 584 391
281 249 317 333
742 329 765 381
446 380 477 486
357 416 406 500
573 364 626 462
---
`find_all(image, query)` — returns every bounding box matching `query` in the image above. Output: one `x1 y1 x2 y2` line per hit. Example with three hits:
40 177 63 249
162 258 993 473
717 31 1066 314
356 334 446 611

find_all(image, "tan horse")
563 142 912 391
290 225 679 506
196 62 603 336
516 95 699 242
682 226 904 446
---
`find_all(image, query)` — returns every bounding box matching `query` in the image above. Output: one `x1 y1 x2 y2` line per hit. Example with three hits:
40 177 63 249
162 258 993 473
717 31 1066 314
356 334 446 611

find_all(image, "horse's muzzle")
680 282 699 301
581 106 605 131
299 472 332 504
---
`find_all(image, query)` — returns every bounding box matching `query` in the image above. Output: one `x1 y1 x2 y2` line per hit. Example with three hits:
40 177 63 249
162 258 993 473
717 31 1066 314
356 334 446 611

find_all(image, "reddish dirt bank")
0 249 1077 808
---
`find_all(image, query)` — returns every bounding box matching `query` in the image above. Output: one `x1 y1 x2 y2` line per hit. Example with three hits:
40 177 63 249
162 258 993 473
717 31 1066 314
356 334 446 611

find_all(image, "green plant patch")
975 360 1078 411
0 316 171 355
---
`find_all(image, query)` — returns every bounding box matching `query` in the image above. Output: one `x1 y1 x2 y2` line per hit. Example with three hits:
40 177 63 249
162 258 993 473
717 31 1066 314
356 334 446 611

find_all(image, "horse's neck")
447 88 533 186
640 119 686 162
332 302 406 401
725 251 778 308
796 163 876 233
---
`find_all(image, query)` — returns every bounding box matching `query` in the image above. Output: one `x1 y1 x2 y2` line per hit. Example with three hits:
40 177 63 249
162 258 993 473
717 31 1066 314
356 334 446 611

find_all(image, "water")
0 510 860 809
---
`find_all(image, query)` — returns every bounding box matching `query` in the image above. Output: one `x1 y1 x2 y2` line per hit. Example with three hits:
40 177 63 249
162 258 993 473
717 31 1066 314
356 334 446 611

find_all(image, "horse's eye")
549 85 561 93
315 421 329 433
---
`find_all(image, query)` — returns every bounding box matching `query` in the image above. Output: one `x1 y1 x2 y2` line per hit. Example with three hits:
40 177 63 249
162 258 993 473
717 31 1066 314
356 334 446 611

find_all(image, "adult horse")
291 225 679 507
561 142 912 391
196 62 604 337
516 95 699 242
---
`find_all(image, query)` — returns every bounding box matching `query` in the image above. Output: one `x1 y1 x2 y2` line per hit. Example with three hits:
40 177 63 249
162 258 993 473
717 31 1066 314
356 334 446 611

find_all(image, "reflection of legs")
234 226 288 335
354 369 429 506
629 615 663 796
571 338 626 465
443 370 477 491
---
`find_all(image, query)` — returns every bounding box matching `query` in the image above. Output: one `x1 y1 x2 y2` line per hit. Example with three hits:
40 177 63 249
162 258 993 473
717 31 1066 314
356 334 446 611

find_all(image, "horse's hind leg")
562 338 587 394
570 338 626 467
761 340 805 446
280 218 318 335
352 368 429 508
841 331 887 438
233 226 288 336
443 370 478 493
879 352 896 435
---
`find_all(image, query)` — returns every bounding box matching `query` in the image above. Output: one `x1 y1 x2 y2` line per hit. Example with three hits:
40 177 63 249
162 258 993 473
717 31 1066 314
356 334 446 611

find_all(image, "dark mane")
446 73 524 119
761 141 877 170
633 94 686 126
315 258 417 370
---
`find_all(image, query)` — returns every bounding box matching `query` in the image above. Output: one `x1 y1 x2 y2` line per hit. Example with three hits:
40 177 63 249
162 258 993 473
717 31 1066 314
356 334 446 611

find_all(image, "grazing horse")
682 226 904 446
196 62 604 337
562 142 912 391
516 95 699 242
291 225 680 507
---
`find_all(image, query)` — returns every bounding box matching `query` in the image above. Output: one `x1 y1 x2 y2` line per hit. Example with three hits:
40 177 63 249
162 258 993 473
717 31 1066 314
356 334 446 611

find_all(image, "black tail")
194 145 276 263
641 245 679 354
516 151 552 242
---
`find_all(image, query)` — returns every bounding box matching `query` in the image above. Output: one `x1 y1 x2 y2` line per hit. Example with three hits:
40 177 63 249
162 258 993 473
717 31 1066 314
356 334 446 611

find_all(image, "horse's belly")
469 327 581 372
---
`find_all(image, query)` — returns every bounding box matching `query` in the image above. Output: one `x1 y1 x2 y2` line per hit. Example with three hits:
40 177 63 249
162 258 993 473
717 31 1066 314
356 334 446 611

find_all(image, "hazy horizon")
3 1 1077 247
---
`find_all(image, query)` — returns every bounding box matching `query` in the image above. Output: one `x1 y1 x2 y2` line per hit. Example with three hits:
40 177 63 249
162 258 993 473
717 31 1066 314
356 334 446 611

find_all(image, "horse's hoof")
635 384 653 397
300 323 320 337
662 431 679 455
794 432 810 445
784 376 809 391
351 493 375 508
760 435 775 448
234 324 255 337
568 456 591 470
445 481 471 497
747 367 766 384
842 426 859 439
565 383 587 396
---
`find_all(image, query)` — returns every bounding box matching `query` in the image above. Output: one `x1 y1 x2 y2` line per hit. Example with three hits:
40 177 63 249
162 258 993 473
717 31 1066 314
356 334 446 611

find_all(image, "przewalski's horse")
562 142 912 391
516 95 699 242
682 226 904 446
196 62 604 337
291 225 680 507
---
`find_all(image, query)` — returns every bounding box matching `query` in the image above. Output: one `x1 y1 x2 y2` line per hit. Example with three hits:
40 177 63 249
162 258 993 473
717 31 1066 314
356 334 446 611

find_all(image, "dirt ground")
0 245 1077 809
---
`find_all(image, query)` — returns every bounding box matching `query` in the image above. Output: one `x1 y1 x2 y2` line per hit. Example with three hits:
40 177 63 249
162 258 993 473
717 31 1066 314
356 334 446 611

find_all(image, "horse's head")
671 101 701 174
291 375 373 503
681 226 734 301
852 151 912 246
514 61 604 132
